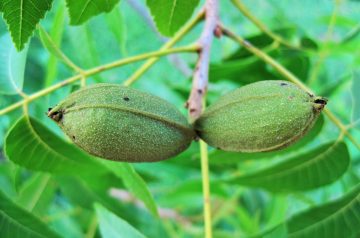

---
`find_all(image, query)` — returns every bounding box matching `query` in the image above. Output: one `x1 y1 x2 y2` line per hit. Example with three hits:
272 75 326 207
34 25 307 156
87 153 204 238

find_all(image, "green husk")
195 80 327 152
48 84 195 162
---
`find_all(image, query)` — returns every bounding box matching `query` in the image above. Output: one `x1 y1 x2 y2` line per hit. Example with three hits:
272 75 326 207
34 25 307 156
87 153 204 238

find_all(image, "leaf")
351 70 360 129
146 0 200 36
265 184 360 238
227 141 350 192
42 1 66 87
209 114 324 165
4 116 107 176
57 175 139 225
66 0 120 25
209 57 277 84
105 5 127 56
95 203 147 238
0 189 61 238
39 26 78 72
103 161 159 217
1 0 53 50
15 173 55 216
0 33 29 95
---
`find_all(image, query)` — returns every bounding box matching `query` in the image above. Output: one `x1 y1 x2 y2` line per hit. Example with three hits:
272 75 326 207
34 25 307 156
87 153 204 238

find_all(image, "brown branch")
186 0 219 121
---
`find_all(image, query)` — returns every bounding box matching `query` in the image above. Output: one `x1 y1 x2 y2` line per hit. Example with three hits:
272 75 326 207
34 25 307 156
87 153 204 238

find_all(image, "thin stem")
200 139 212 238
308 0 340 85
123 9 205 86
39 26 84 74
231 0 300 49
221 25 360 150
0 45 199 116
187 0 219 121
81 75 86 87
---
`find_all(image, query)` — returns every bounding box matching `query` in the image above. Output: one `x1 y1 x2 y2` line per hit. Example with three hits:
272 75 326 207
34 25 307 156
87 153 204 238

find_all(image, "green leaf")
4 116 107 176
209 57 276 84
0 33 29 95
39 26 78 72
0 189 61 238
351 70 360 129
42 2 66 87
105 5 127 56
2 0 53 50
95 203 147 238
103 161 159 217
266 184 360 238
15 173 55 216
146 0 200 36
227 141 350 192
66 0 120 25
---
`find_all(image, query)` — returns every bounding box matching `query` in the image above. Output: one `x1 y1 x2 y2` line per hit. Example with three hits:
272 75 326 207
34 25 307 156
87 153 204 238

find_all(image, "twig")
186 0 219 121
126 0 193 77
220 25 360 150
308 0 340 85
0 45 199 116
124 9 205 86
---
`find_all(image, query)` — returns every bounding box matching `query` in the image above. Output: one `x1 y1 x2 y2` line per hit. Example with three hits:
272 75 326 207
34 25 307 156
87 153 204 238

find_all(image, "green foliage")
146 0 200 36
227 141 350 192
1 0 53 50
5 116 107 175
265 184 360 238
95 203 147 238
65 0 120 25
0 33 28 94
0 0 359 237
0 190 61 238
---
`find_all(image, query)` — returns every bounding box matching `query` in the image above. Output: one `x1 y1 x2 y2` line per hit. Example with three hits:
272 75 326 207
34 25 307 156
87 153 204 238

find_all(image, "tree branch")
186 0 219 121
126 0 193 77
0 45 199 116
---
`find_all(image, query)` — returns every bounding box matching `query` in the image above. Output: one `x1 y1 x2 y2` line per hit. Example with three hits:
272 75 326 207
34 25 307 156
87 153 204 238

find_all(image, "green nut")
48 84 195 162
195 80 327 152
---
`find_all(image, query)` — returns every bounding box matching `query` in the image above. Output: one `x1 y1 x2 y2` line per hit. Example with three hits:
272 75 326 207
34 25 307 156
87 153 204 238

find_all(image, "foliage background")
0 0 359 237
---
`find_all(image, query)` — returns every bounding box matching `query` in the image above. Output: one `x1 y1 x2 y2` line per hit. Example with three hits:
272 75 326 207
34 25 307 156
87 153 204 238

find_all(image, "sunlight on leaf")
0 33 29 95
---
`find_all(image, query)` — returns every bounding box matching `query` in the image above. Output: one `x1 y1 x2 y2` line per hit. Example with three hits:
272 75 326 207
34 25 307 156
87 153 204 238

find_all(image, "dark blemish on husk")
190 108 196 113
280 83 288 86
48 111 63 122
308 92 314 98
72 135 76 140
314 98 327 105
197 89 203 94
123 96 130 101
